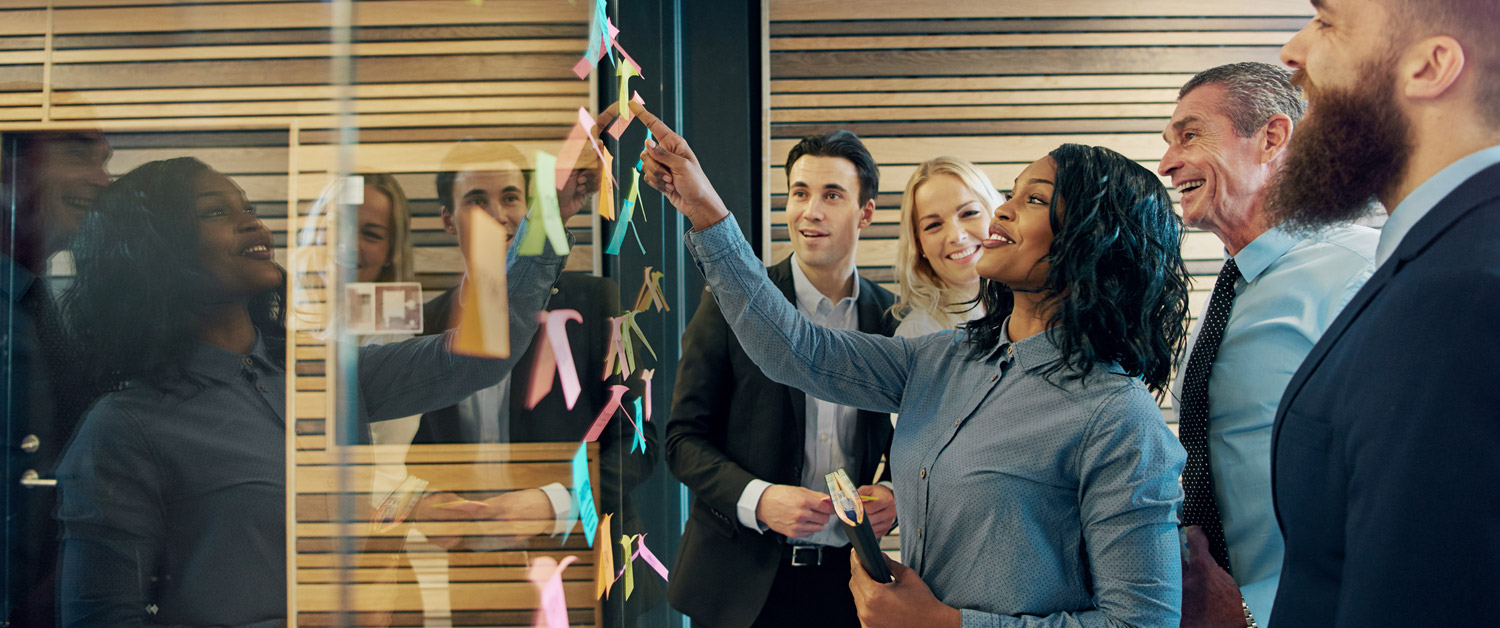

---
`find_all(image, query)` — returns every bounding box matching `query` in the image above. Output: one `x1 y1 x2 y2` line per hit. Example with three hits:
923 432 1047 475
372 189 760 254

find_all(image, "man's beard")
1266 61 1412 232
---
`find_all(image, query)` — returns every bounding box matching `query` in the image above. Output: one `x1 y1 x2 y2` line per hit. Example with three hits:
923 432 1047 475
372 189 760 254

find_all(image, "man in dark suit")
666 131 897 628
1266 1 1500 626
2 130 111 627
407 142 661 624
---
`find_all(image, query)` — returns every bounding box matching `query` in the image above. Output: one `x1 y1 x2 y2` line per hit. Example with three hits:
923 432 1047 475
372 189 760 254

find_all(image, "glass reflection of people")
890 156 1006 338
405 138 661 625
53 155 588 628
1 129 112 628
635 101 1190 628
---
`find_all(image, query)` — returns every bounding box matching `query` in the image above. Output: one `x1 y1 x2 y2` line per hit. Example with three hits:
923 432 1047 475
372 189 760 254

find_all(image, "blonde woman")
890 157 1006 337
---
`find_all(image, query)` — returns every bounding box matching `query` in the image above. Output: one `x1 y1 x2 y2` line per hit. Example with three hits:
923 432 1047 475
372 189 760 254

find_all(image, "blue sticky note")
572 443 599 547
631 398 646 453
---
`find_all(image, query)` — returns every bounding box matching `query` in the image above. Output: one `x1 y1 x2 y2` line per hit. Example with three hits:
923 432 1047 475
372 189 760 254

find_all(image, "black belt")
782 544 850 567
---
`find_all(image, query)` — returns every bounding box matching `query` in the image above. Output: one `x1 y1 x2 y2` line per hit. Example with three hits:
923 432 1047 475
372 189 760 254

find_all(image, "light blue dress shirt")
686 217 1186 628
1170 224 1377 625
1378 144 1500 265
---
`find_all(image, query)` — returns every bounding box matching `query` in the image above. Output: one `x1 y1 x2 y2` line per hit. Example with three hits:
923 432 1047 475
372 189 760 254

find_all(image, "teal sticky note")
572 442 599 547
631 398 646 453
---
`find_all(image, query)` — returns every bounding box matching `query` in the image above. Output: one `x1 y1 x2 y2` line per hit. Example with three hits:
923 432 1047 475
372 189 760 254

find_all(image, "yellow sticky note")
451 209 509 358
598 146 616 221
596 513 616 599
619 534 636 600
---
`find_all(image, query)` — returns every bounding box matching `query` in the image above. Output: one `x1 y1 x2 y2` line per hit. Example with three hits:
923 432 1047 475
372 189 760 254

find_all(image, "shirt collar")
788 253 859 310
995 317 1064 373
1231 225 1301 283
187 331 278 383
0 253 39 304
1378 143 1500 265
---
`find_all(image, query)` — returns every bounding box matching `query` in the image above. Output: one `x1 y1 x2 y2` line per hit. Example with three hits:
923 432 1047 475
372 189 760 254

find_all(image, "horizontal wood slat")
768 0 1316 20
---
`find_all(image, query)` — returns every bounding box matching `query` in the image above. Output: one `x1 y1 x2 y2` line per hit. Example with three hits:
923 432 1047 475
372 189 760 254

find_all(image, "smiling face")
441 163 528 257
912 173 991 293
192 169 281 302
356 185 393 283
1159 84 1278 235
977 157 1057 291
1281 0 1394 106
25 132 112 256
785 154 875 273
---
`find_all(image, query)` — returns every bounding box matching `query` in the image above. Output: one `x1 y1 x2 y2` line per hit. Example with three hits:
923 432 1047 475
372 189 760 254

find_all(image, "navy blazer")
1270 162 1500 627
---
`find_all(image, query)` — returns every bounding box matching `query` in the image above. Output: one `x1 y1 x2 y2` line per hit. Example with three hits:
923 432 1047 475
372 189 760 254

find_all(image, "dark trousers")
748 546 860 628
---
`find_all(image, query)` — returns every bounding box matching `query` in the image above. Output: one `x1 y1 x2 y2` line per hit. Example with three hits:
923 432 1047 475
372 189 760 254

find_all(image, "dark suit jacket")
1270 161 1500 628
665 257 897 628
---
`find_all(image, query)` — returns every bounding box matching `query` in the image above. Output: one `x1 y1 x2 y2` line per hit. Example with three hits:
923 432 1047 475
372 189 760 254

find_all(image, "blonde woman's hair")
891 156 1002 328
361 172 415 283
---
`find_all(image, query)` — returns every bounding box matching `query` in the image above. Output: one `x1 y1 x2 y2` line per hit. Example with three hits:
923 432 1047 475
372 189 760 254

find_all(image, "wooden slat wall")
766 0 1316 417
1 1 605 625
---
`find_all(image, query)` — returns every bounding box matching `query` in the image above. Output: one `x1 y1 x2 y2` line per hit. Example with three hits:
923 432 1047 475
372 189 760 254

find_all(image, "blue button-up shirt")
1170 224 1377 624
1378 144 1500 265
686 217 1186 628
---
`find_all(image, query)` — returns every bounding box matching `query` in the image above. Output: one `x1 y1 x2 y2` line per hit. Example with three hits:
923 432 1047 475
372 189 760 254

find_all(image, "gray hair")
1179 62 1306 137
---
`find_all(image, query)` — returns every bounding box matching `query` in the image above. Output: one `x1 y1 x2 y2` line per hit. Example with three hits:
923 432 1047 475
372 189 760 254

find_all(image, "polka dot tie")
1179 258 1239 573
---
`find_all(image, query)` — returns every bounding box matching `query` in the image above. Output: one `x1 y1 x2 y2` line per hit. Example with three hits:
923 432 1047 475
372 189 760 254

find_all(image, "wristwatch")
1242 600 1258 628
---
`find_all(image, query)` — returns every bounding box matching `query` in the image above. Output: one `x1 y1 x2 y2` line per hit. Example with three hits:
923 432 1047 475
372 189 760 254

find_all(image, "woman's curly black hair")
63 157 285 391
966 144 1189 396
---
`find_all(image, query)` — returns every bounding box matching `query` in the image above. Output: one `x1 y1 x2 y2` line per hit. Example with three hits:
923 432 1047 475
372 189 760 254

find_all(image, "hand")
558 103 621 221
412 491 490 549
629 100 732 230
849 553 961 628
756 484 834 538
858 484 897 537
1180 526 1247 628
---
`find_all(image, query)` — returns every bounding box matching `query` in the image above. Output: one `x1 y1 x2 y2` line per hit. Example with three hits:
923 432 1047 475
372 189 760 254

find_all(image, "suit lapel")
768 259 808 455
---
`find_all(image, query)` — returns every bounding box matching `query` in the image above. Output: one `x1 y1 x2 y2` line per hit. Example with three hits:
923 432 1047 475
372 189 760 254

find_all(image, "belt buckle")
790 545 821 567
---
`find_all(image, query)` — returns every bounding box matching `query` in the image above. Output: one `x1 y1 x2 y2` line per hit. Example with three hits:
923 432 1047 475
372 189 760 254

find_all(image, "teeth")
946 245 979 260
244 245 269 254
986 233 1012 244
1177 180 1205 192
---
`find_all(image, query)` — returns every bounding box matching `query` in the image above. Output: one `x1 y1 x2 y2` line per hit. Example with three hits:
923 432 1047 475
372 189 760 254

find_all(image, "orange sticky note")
596 512 616 600
525 309 584 410
598 148 616 221
451 209 509 358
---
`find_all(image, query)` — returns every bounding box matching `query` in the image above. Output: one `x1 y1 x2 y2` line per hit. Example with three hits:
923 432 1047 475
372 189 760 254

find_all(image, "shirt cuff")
737 479 773 533
540 482 574 536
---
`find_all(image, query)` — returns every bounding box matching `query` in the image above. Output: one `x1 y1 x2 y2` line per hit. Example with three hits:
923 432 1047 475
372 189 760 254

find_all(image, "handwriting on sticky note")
451 209 509 357
517 151 570 257
636 533 670 581
596 512 616 600
571 443 598 547
525 309 584 411
583 384 631 443
528 555 578 628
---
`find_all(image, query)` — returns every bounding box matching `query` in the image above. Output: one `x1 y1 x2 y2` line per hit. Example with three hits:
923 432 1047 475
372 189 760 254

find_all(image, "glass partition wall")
3 1 684 626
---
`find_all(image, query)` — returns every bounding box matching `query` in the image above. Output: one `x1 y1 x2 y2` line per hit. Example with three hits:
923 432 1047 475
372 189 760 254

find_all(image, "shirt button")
918 527 923 538
954 419 960 426
919 468 926 479
20 434 40 453
258 385 270 393
819 434 827 441
242 357 254 367
990 374 998 382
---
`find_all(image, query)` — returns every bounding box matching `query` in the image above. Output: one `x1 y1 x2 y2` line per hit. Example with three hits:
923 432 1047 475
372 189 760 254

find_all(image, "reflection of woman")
56 157 572 628
891 157 1006 337
635 100 1189 627
356 172 415 284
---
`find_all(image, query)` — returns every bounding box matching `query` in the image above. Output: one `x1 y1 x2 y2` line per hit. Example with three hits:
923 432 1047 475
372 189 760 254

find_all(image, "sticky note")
630 397 646 453
603 310 655 379
517 151 570 257
633 266 670 313
619 535 636 600
598 148 615 221
596 512 616 599
525 309 584 411
572 443 599 547
636 533 670 581
583 384 631 443
528 555 579 628
605 168 643 255
451 209 509 358
638 369 654 422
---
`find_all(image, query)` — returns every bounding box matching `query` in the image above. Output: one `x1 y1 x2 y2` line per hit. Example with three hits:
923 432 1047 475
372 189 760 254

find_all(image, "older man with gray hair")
1157 62 1378 628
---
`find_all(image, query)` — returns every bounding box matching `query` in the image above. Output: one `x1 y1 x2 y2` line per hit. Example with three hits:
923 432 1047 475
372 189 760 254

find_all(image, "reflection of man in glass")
409 140 661 625
1 129 112 627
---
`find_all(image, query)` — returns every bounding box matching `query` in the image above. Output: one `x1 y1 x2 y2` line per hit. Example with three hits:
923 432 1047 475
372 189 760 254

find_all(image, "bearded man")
1268 1 1500 627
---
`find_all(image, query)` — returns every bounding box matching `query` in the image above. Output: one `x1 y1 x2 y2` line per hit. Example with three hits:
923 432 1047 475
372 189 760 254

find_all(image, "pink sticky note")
636 533 670 581
609 92 647 139
555 108 592 189
579 108 615 187
525 309 583 411
638 369 654 422
528 555 579 628
583 384 631 442
572 56 594 80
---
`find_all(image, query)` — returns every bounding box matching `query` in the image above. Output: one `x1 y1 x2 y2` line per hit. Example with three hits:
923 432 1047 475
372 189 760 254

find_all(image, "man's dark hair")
1180 62 1306 137
435 141 531 214
783 130 879 208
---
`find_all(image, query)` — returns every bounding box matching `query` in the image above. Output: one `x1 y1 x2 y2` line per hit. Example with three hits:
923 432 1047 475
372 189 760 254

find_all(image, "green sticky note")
517 150 571 257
